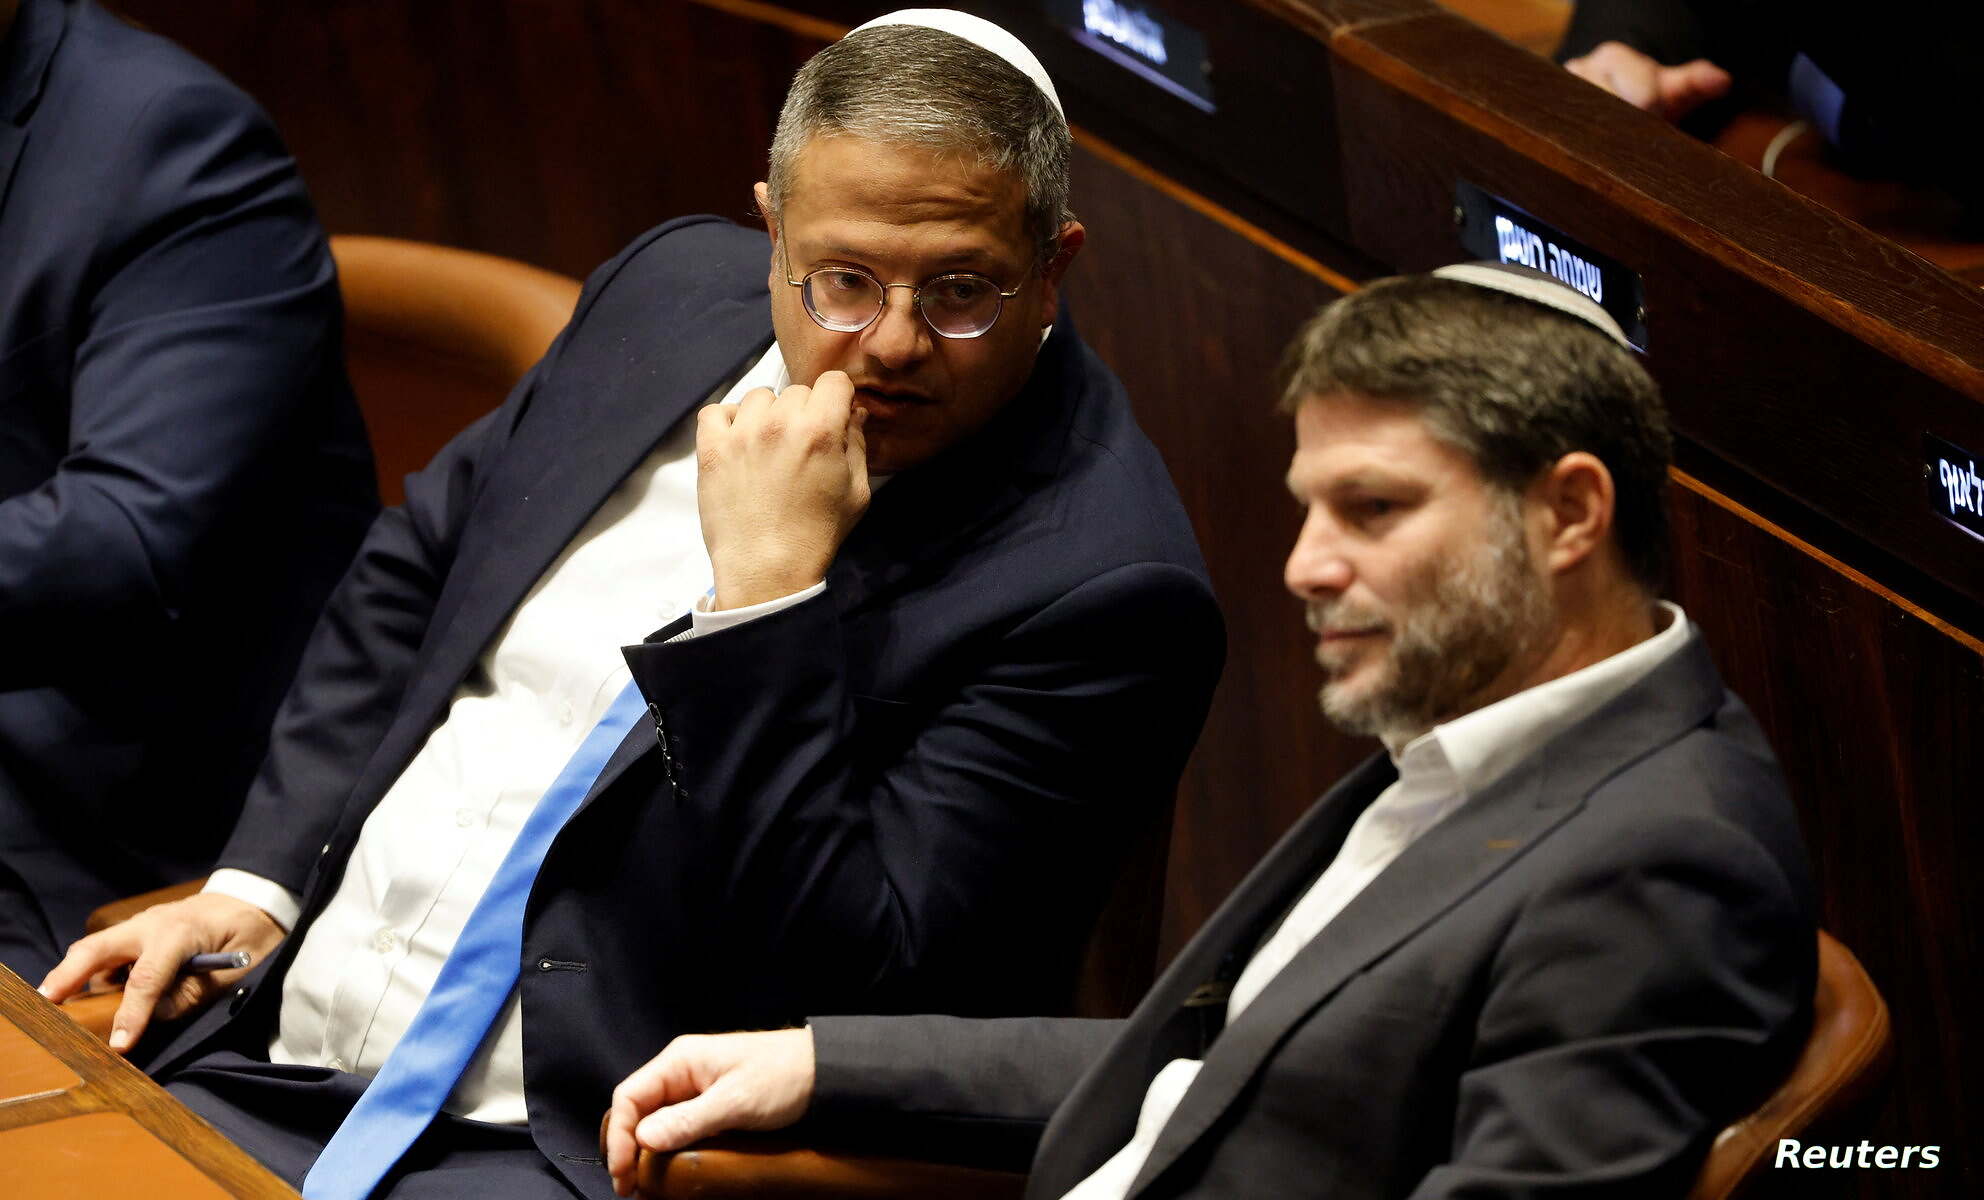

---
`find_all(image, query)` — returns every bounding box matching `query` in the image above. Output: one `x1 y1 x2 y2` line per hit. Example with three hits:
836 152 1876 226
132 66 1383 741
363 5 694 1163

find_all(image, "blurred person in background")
0 0 376 981
1561 0 1983 217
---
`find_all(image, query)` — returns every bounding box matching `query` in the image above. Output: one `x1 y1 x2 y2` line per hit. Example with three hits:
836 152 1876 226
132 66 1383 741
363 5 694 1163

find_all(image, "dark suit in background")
809 629 1816 1198
0 0 377 977
147 216 1223 1200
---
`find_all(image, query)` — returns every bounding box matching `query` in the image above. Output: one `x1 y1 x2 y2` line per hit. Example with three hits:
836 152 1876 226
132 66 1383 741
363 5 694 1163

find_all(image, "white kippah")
850 8 1065 120
1432 261 1634 350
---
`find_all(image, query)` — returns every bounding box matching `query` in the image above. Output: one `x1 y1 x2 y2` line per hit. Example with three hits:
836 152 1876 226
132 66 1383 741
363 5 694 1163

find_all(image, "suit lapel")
1113 629 1729 1197
1025 755 1396 1200
1121 767 1575 1195
827 322 1080 620
388 300 775 777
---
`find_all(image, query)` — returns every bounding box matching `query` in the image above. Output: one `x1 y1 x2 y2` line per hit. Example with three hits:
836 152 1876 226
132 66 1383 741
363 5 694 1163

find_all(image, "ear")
1530 451 1615 575
755 182 781 243
754 182 782 287
1036 221 1086 327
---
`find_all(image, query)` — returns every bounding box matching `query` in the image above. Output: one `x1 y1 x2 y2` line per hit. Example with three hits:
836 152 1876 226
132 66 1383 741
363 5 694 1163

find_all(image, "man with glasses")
42 11 1222 1199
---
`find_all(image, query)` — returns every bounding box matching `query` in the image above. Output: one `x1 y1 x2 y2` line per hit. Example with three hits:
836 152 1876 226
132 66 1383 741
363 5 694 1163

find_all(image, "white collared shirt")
1058 602 1694 1200
208 343 805 1123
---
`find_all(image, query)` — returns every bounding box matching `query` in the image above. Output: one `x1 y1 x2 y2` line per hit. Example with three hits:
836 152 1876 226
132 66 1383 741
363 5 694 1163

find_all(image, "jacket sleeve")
808 1014 1124 1168
0 79 343 688
624 558 1223 1014
1407 806 1815 1198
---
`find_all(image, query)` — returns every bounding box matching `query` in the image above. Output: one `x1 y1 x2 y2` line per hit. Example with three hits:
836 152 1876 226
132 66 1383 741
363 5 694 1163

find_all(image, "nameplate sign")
1046 0 1216 112
1454 180 1648 351
1926 434 1984 543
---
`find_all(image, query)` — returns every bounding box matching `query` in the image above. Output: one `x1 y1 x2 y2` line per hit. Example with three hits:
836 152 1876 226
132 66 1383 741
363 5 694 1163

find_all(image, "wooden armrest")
85 878 209 934
58 988 122 1042
598 1117 1027 1200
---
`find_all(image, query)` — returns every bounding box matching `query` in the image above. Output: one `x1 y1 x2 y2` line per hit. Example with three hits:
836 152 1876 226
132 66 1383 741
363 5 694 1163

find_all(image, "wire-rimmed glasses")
782 247 1024 340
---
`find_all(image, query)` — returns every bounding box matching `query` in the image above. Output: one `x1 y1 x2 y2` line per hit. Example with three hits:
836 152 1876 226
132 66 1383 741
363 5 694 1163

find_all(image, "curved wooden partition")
115 1 1979 1193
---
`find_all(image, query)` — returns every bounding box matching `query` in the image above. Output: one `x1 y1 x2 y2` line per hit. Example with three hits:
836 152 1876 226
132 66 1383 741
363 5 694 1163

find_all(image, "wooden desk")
0 967 296 1198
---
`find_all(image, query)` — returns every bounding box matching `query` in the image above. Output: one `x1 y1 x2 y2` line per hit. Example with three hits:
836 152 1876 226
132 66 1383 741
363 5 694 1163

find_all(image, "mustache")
1305 601 1387 635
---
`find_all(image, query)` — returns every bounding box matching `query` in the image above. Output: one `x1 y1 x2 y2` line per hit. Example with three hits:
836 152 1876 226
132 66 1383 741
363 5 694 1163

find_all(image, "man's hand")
1565 41 1731 122
696 370 870 611
604 1027 816 1197
38 892 283 1053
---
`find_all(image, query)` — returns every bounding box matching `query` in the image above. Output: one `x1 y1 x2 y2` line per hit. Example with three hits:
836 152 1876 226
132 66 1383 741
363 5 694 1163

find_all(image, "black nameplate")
1045 0 1215 113
1454 180 1648 351
1925 433 1984 543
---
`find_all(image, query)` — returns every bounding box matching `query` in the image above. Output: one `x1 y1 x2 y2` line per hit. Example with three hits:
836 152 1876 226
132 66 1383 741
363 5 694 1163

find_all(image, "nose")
1284 506 1354 599
862 286 933 372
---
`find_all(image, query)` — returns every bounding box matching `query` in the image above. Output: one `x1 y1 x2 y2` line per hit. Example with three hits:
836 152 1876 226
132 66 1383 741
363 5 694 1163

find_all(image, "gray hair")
1279 276 1674 592
766 25 1073 263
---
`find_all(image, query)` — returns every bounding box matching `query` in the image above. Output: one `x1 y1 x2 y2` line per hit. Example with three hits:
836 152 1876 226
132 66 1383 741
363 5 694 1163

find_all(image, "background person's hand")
1565 40 1731 122
604 1027 816 1197
696 370 870 611
38 891 284 1053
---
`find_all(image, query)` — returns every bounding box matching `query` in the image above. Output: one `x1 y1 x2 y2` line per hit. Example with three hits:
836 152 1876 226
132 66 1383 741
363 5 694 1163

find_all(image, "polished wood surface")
84 878 206 935
1432 0 1568 56
626 1132 1025 1199
101 3 1984 1194
0 1008 80 1102
0 968 296 1198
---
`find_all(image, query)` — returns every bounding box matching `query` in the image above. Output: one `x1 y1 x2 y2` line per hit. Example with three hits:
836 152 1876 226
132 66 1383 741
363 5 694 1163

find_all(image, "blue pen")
180 950 252 974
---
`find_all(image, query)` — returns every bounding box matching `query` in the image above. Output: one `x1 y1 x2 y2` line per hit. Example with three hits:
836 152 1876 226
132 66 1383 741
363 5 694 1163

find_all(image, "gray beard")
1316 508 1552 745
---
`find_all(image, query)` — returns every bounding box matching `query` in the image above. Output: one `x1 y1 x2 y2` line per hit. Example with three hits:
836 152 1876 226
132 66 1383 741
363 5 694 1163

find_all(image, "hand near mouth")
696 370 871 610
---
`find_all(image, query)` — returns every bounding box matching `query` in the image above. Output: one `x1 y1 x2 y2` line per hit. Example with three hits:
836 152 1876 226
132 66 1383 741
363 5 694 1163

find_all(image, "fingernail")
36 986 53 999
109 1029 132 1051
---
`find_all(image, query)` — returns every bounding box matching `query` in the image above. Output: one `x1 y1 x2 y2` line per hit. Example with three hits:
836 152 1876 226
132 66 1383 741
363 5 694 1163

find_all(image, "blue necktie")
301 679 652 1200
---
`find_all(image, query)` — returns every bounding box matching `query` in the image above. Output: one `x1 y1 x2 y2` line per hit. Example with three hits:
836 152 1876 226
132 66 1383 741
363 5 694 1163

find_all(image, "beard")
1310 502 1552 744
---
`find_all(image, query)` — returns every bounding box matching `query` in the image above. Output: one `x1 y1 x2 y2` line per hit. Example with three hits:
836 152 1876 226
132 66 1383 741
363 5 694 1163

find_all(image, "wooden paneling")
1667 475 1984 1197
1061 147 1358 959
115 0 822 279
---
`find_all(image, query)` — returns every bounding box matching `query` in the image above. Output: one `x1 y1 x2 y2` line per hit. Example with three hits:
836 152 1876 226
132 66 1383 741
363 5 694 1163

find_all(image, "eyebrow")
812 245 1008 275
1286 467 1419 500
1327 470 1415 493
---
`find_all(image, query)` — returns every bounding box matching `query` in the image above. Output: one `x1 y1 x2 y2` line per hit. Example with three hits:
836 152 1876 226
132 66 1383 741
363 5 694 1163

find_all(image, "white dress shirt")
206 343 807 1123
1058 602 1694 1200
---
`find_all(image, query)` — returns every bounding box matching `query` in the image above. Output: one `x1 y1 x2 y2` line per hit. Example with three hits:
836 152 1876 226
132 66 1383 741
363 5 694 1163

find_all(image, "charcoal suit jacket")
0 0 375 941
146 215 1224 1200
810 628 1817 1198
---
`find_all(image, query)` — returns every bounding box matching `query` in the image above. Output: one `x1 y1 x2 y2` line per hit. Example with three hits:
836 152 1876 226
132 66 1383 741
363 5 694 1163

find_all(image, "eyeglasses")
782 245 1024 340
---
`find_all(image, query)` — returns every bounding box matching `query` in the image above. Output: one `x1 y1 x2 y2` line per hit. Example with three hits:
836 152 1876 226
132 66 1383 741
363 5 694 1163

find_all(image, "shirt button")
372 928 399 955
329 1056 349 1072
558 701 575 726
455 808 476 828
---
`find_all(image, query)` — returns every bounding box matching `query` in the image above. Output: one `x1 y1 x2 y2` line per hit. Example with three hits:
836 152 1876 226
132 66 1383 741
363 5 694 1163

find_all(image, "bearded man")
602 263 1818 1200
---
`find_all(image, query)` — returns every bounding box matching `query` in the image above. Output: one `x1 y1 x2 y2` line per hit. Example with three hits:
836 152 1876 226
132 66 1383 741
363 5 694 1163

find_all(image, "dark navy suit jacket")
0 0 375 933
810 630 1817 1198
150 216 1224 1199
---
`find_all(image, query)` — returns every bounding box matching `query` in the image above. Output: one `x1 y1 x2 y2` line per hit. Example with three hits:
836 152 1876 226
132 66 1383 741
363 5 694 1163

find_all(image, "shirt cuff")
684 580 827 640
203 869 303 933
